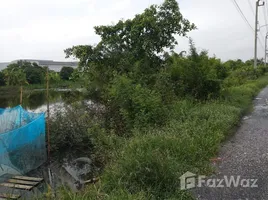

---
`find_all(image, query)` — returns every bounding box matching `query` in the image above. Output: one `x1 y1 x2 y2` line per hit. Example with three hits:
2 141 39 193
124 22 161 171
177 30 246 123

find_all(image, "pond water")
0 87 86 112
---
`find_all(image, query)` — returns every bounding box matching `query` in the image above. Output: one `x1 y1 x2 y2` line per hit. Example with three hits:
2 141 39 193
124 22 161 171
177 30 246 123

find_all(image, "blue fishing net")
0 105 47 176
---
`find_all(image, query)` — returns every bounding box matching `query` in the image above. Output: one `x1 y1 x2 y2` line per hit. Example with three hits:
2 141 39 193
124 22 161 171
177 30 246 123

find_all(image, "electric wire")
232 0 254 32
231 0 265 51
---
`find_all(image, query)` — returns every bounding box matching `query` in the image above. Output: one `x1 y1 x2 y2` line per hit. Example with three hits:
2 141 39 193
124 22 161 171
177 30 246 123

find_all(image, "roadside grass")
42 74 268 200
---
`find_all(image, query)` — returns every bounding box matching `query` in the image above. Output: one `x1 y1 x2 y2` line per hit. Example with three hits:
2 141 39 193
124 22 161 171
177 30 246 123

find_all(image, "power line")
231 0 254 32
231 0 265 53
248 0 255 16
262 5 268 32
260 0 268 50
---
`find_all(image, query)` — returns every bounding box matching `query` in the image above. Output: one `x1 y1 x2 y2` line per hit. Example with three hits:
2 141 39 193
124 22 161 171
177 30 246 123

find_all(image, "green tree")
4 61 45 85
60 66 74 80
49 71 61 83
164 39 223 99
64 0 196 133
65 0 196 95
3 68 27 86
24 66 45 84
0 71 5 86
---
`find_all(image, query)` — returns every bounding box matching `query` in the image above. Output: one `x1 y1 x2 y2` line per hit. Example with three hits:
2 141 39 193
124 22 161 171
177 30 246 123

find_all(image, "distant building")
0 63 9 71
0 59 79 72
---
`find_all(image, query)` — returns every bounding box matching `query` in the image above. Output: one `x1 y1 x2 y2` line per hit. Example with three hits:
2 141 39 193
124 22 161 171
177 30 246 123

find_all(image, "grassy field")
39 74 268 200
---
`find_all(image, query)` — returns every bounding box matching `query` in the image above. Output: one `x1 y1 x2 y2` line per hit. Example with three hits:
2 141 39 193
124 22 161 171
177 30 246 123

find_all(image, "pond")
0 87 86 112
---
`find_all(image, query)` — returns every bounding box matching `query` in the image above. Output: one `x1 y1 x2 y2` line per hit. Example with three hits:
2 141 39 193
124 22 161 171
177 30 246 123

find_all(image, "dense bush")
106 75 168 133
60 66 74 80
48 71 61 84
3 68 27 86
24 64 45 84
50 104 92 154
223 65 267 87
72 75 268 200
165 41 224 100
0 61 74 86
3 61 46 85
0 72 5 86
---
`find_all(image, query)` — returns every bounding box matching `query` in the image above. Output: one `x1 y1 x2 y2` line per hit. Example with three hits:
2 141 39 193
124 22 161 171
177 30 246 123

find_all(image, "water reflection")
0 88 85 110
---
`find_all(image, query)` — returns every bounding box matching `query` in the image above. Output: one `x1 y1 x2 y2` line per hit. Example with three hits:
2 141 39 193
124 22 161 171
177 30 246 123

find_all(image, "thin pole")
265 33 268 67
19 86 23 127
46 67 51 163
254 0 259 68
20 86 23 105
254 0 265 68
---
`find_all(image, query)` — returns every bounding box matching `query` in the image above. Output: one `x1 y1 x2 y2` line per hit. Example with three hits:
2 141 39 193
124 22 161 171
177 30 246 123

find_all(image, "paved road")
193 86 268 200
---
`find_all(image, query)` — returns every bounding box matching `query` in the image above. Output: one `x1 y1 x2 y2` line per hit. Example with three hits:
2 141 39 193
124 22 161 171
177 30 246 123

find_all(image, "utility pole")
265 33 268 67
254 0 265 68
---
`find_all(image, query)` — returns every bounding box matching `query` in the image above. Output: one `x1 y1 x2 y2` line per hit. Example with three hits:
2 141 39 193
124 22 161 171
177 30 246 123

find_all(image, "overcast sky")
0 0 266 62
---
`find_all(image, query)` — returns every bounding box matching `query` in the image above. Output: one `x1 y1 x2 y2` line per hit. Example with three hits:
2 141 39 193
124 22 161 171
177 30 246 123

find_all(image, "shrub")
107 75 168 134
49 71 61 84
25 66 45 84
60 66 74 80
49 103 97 156
223 66 257 87
166 41 223 100
0 71 5 86
3 61 46 85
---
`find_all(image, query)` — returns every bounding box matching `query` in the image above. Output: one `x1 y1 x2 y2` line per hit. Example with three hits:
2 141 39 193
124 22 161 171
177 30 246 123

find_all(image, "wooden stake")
46 68 51 163
20 86 23 105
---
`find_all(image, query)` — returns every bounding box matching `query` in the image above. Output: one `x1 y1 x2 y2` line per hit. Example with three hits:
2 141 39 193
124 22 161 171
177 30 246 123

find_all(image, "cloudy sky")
0 0 266 62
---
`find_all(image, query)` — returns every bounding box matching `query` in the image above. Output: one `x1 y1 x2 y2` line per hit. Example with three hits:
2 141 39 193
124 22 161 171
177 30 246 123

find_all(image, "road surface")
193 86 268 200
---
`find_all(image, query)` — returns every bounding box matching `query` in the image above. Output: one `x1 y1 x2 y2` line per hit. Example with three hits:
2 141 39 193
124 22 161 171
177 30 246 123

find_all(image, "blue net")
0 105 47 176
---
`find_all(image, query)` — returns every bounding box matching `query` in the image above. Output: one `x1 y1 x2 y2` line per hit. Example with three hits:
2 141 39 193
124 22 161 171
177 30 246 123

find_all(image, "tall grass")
39 74 268 200
70 75 268 200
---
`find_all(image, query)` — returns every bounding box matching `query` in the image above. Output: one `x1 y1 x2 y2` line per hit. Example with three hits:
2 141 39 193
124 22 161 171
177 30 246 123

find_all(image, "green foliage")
44 0 268 199
50 104 92 154
2 61 46 85
223 59 244 71
69 68 83 82
0 72 5 86
48 71 61 84
84 75 268 200
65 0 196 89
94 0 196 56
24 65 45 84
65 0 196 134
222 65 266 87
3 68 28 86
60 66 74 80
106 75 167 133
164 40 224 100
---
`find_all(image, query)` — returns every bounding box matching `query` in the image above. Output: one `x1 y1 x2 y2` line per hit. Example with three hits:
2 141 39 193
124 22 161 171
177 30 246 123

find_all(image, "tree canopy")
3 61 46 85
64 0 197 133
65 0 195 96
0 71 6 86
60 66 74 80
